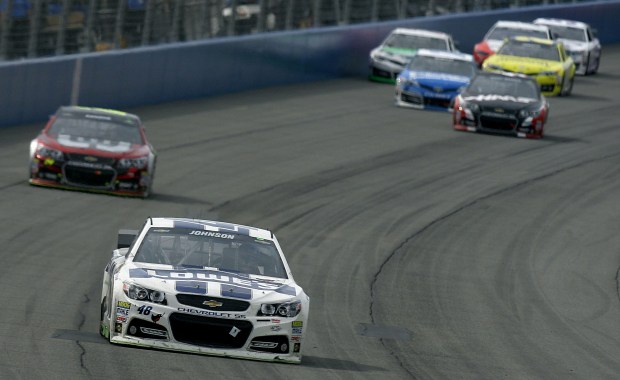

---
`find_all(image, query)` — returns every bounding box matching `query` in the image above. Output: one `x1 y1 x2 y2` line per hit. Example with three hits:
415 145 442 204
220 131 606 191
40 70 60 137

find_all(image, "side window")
586 28 593 42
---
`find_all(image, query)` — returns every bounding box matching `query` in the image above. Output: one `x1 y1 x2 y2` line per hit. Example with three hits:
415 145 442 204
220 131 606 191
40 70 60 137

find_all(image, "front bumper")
369 60 405 83
103 295 306 363
396 86 457 111
534 74 562 96
29 157 151 197
452 108 544 139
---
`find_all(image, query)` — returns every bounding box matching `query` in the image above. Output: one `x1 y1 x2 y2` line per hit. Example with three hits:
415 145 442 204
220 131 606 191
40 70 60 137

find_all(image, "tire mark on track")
369 150 620 376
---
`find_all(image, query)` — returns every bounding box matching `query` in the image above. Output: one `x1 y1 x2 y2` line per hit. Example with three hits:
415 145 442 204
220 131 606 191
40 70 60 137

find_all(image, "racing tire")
591 52 601 75
100 296 109 339
560 75 573 97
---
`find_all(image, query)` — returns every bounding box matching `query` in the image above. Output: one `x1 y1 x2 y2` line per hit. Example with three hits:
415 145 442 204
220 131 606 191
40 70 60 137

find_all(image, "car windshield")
133 228 288 279
384 33 449 50
498 40 560 61
48 115 143 146
547 25 587 41
408 55 476 77
487 26 549 40
468 75 539 99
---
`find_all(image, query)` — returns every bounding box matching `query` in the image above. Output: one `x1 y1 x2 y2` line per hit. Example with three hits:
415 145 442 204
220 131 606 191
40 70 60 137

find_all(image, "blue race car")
395 49 477 111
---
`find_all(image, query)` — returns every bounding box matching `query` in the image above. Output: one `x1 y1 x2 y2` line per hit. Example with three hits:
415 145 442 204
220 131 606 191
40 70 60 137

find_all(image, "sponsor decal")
176 281 207 295
463 95 537 103
293 343 301 353
130 268 296 296
229 326 241 337
140 327 167 337
115 323 123 333
116 307 129 316
290 336 301 342
250 341 278 349
151 313 163 323
172 220 257 236
85 114 112 121
177 307 246 319
116 315 127 323
292 327 303 335
292 321 303 327
189 230 235 239
117 301 131 308
270 325 282 332
271 319 280 324
221 284 252 300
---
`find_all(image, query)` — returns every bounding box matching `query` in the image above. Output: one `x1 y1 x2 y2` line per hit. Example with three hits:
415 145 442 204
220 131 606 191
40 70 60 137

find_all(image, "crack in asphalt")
76 294 91 375
369 151 620 379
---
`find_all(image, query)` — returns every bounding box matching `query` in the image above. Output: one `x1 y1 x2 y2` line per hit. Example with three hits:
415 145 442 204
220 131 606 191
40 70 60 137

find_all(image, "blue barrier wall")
1 0 619 127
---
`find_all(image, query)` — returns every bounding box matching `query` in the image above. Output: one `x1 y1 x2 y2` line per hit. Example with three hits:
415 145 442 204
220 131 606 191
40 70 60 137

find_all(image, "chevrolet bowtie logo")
203 300 223 308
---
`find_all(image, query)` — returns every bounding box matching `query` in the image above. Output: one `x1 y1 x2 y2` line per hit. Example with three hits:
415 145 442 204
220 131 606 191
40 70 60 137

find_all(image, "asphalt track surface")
1 45 620 380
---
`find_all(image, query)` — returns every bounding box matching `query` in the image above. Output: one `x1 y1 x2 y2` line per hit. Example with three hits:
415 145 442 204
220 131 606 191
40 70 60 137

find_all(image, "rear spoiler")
117 229 138 249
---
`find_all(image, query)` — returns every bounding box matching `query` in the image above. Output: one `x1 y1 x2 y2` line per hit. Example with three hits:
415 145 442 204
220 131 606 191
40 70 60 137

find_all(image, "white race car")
100 217 310 363
369 28 457 83
534 18 601 75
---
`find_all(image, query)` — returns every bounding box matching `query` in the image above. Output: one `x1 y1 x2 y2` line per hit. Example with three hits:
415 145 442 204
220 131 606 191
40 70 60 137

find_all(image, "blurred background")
0 0 591 61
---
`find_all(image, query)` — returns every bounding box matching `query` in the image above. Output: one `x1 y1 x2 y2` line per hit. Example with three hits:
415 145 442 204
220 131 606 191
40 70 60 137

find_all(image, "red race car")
29 106 156 197
473 20 552 66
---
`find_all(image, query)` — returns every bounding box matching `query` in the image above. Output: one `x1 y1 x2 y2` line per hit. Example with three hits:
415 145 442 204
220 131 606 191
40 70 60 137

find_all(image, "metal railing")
0 0 587 61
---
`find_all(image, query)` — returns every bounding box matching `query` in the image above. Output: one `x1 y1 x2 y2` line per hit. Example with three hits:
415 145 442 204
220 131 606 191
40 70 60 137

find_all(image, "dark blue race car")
395 49 477 111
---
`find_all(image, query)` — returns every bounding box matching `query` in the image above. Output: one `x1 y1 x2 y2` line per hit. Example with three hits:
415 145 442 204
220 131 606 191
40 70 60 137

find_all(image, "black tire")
99 296 107 338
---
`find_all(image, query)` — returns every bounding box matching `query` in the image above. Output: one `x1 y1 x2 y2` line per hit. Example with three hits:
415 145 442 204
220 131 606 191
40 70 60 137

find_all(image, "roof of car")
492 20 550 32
533 18 589 30
416 49 473 62
147 217 274 240
391 28 451 40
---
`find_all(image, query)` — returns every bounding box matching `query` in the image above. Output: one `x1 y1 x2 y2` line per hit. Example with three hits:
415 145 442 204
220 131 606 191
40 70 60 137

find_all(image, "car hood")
486 55 563 74
372 47 417 65
55 134 136 153
462 94 539 111
558 39 587 52
37 133 148 157
124 263 300 301
404 70 471 88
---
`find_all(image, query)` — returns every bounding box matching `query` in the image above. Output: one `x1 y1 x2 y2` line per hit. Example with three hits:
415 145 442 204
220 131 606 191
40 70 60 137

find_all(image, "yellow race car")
482 36 576 96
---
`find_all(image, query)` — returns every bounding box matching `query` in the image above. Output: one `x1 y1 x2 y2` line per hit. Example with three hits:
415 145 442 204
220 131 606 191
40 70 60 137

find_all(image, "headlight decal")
258 300 302 318
123 282 167 304
118 156 148 169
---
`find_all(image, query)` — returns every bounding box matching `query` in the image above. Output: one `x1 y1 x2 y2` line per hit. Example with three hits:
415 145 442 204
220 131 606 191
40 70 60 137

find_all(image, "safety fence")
0 0 595 61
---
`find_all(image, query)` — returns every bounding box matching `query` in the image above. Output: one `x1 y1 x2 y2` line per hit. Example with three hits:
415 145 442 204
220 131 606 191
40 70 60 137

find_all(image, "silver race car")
100 217 310 363
534 18 602 75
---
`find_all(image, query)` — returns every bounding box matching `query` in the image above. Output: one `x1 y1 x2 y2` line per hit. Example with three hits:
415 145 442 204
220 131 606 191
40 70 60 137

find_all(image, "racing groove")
1 46 620 379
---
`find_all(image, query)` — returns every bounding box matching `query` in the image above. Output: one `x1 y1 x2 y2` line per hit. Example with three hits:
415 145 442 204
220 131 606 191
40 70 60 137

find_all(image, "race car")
29 106 156 198
452 71 549 139
395 49 476 111
482 36 576 96
473 20 552 66
369 28 457 83
100 217 310 363
533 18 601 75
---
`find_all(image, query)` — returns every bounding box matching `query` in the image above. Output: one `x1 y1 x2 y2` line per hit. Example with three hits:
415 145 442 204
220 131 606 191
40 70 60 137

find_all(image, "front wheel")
100 296 110 339
560 75 573 96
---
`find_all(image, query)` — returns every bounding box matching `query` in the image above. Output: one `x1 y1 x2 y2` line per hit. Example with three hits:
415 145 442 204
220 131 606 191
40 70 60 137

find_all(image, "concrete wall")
1 0 619 127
